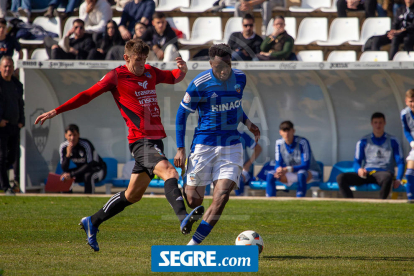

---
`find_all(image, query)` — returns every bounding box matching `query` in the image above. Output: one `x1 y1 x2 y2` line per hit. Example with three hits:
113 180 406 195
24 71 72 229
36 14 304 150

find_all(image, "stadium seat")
393 51 414 61
156 0 189 11
317 18 359 46
349 17 391 46
297 50 324 61
214 17 242 44
359 51 389 61
266 17 296 39
112 17 121 25
31 48 49 60
289 0 331 12
6 16 28 23
13 48 27 65
318 161 354 191
179 49 190 61
320 0 338 12
19 16 62 45
180 0 217 12
179 17 222 45
166 17 190 40
62 16 78 38
294 18 328 45
327 51 357 61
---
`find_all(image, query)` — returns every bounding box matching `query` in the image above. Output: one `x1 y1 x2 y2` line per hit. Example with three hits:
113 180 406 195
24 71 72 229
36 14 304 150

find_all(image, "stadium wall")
19 60 414 192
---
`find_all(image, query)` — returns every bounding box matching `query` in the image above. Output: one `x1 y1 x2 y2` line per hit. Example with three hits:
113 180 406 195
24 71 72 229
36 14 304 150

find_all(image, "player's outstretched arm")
154 57 188 85
176 57 188 74
34 109 57 125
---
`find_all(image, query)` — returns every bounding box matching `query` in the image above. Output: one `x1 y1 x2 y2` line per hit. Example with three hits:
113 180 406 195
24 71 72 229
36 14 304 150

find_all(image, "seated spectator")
59 124 107 194
119 0 156 41
337 112 404 199
235 0 284 36
105 22 147 60
79 0 113 37
133 22 147 39
228 13 263 61
44 19 95 60
266 121 322 197
257 16 294 61
11 0 49 21
44 0 82 20
337 0 377 18
115 0 132 10
0 19 23 60
141 12 178 61
364 0 414 60
88 20 124 60
0 0 5 18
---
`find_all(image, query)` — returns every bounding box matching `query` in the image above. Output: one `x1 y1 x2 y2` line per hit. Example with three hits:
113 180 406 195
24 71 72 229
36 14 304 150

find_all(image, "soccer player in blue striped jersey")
338 112 404 199
401 89 414 202
266 121 322 197
174 44 260 245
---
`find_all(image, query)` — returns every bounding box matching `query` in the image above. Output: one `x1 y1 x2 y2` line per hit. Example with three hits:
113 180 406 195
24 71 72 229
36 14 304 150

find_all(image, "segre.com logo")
151 246 258 272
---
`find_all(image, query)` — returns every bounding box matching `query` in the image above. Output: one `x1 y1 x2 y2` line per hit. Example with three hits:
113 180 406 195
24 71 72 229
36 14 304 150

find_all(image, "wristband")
286 166 293 173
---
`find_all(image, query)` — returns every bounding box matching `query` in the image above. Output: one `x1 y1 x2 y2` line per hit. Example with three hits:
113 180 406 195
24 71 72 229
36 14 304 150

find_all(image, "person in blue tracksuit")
266 121 322 197
338 112 404 199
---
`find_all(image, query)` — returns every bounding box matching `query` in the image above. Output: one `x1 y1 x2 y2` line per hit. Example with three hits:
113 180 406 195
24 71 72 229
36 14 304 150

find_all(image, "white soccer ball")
235 230 264 254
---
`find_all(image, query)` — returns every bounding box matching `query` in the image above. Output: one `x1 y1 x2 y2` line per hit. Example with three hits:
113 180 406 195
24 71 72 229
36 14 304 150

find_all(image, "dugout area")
18 60 414 194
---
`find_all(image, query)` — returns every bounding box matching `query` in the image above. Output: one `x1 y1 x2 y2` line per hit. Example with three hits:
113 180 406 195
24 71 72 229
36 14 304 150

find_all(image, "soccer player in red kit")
34 39 204 251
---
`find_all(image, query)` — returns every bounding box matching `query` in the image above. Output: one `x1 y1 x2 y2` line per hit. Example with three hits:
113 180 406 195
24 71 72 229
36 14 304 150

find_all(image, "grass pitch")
0 196 413 275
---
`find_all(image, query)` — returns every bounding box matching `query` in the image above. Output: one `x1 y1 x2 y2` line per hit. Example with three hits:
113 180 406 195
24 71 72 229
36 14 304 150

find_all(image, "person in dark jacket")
44 19 95 60
257 16 294 61
119 0 155 41
141 12 178 61
60 124 107 194
364 0 414 59
88 20 125 60
228 13 263 61
0 56 24 195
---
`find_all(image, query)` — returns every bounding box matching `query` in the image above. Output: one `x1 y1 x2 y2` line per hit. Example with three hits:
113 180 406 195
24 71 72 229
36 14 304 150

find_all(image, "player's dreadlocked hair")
125 38 150 56
209 44 231 60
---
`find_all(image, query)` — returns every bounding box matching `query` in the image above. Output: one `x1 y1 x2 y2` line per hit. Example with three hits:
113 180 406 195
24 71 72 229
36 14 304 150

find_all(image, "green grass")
0 196 414 275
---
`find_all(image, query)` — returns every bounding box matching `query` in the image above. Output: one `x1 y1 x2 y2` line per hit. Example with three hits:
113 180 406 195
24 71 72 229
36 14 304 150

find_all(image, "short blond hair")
406 89 414 98
125 38 150 57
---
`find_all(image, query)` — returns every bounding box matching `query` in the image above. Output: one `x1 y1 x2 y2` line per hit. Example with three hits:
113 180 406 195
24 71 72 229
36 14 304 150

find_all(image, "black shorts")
129 139 168 179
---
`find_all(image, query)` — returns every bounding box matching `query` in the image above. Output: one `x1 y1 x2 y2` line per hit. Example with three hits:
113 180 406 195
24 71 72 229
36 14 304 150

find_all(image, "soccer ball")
235 230 264 254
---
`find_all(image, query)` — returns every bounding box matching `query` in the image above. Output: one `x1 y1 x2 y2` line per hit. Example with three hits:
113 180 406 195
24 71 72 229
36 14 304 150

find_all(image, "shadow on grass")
262 256 414 262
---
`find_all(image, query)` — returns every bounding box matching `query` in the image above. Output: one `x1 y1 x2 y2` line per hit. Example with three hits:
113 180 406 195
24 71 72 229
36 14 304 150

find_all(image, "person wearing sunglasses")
44 19 95 60
228 13 263 61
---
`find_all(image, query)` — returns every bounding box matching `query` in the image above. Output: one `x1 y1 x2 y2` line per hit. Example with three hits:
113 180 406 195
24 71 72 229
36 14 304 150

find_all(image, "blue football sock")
296 172 307 197
405 169 414 200
192 220 213 244
266 172 276 197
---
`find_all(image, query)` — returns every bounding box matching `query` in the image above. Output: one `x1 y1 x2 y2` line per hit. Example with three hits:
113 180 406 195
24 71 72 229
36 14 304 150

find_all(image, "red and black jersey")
55 64 185 143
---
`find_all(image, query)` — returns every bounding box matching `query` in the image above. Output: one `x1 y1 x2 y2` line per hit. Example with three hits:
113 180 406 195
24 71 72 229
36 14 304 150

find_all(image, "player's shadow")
263 256 414 262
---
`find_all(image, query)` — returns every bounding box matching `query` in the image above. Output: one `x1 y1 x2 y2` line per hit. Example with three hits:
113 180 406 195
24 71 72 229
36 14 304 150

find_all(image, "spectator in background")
105 22 146 60
266 121 322 198
0 19 23 60
0 0 6 18
235 0 284 36
133 22 147 39
257 16 294 61
119 0 155 41
11 0 49 21
79 0 113 39
88 20 124 60
59 124 107 194
364 0 414 59
337 113 404 199
44 0 82 20
228 13 263 61
45 19 95 60
0 56 24 196
141 12 178 61
337 0 377 18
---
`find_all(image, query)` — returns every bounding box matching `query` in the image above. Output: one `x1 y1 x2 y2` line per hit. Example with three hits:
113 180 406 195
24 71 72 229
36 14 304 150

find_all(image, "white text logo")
211 100 242 112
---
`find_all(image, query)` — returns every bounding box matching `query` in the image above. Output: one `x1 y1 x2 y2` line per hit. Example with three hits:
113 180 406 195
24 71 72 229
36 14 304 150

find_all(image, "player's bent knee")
187 197 203 209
